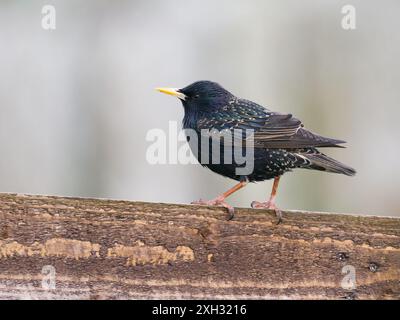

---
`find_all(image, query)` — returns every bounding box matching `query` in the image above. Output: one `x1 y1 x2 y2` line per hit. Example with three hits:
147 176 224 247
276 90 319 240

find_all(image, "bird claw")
191 197 235 221
251 201 282 224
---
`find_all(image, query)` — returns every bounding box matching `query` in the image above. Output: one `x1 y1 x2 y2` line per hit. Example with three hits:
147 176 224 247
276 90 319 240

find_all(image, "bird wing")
196 98 346 149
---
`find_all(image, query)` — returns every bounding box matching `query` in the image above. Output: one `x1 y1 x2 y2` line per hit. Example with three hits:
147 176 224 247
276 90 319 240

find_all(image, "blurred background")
0 0 399 216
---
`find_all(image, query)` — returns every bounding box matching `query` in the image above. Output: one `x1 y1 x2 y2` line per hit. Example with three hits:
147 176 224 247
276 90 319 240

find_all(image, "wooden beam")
0 193 399 299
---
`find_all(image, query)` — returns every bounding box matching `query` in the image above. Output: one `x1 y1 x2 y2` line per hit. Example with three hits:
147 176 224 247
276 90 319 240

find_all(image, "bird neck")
182 106 199 130
181 94 234 130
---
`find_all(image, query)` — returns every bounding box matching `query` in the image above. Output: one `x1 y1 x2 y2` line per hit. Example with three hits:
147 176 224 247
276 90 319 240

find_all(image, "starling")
157 81 355 223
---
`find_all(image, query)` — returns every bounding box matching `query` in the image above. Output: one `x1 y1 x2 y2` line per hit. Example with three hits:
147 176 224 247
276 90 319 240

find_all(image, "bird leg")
192 180 248 220
251 176 283 224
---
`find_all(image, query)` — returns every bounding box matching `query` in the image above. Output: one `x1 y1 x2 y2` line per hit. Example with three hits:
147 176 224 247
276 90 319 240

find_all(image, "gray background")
0 0 399 216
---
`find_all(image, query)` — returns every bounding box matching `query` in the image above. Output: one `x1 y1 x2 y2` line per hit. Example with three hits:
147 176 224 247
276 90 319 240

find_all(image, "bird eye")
193 94 200 99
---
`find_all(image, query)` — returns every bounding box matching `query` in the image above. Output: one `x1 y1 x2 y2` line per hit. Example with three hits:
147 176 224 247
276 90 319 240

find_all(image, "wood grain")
0 193 399 300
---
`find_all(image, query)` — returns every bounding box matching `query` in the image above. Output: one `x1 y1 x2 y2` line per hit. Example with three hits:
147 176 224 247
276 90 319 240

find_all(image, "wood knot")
368 262 379 272
336 252 349 262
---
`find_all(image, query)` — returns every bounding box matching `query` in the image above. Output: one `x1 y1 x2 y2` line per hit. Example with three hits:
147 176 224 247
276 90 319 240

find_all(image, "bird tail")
297 150 356 176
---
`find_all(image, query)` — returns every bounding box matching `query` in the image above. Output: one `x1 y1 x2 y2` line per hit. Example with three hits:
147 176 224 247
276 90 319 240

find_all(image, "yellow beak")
156 87 186 100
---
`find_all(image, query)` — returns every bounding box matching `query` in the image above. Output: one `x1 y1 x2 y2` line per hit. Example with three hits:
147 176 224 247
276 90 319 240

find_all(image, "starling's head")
157 81 232 113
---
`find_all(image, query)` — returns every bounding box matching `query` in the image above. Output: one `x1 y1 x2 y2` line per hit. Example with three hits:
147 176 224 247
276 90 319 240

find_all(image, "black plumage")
157 81 355 222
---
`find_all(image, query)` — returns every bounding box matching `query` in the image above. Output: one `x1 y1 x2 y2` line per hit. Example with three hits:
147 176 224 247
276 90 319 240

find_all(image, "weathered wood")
0 193 399 300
